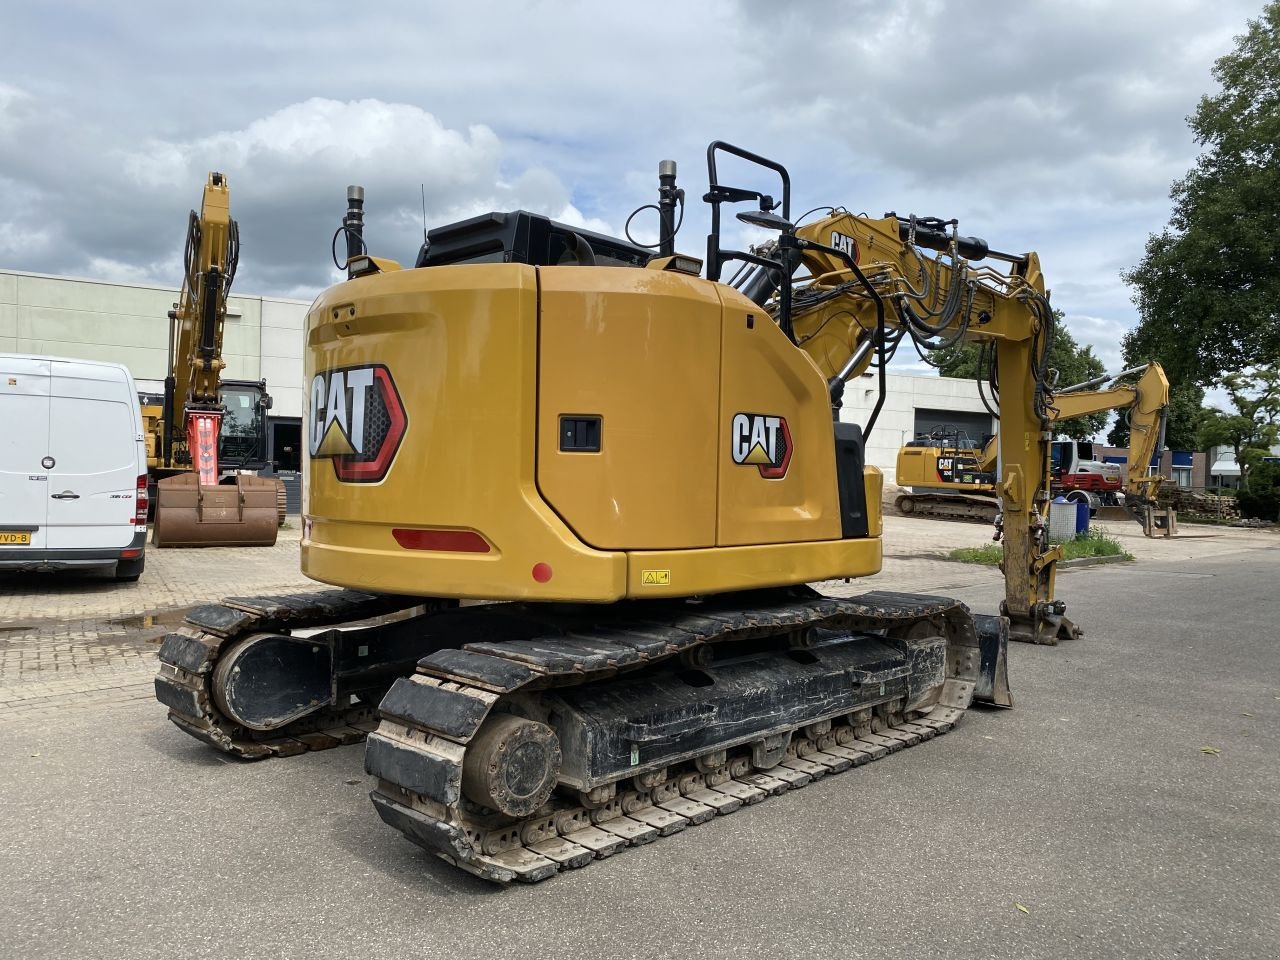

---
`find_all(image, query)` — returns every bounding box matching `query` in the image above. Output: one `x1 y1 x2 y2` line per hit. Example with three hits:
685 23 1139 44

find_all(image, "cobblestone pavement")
0 526 317 721
0 518 1274 722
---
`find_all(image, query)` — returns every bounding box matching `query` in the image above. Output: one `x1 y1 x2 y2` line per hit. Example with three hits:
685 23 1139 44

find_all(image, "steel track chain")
376 711 956 883
897 493 999 524
154 589 426 758
368 591 981 882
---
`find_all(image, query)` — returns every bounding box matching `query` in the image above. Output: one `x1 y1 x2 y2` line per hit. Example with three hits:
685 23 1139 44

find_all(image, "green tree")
933 314 1107 439
1238 459 1280 520
1121 4 1280 386
1108 380 1207 450
1196 368 1280 478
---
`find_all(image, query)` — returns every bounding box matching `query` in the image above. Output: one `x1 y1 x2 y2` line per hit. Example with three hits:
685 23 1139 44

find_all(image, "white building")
838 370 993 481
1 267 309 472
1 267 991 482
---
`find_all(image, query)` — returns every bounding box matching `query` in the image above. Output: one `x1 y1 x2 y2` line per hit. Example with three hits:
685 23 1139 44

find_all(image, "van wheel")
115 556 145 582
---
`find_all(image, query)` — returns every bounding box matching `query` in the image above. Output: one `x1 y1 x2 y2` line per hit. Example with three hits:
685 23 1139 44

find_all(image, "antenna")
420 183 428 243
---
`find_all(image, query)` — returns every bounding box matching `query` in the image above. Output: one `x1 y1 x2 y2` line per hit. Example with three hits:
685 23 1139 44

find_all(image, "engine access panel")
536 266 843 551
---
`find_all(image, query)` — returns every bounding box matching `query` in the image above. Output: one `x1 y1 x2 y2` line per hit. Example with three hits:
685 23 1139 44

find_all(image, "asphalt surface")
1 549 1278 960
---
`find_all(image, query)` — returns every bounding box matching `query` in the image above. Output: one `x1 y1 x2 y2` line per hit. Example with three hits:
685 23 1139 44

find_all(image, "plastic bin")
1048 496 1077 543
1075 499 1090 535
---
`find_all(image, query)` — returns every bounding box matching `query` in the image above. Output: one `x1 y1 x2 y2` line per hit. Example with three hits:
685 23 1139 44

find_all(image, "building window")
1172 466 1192 489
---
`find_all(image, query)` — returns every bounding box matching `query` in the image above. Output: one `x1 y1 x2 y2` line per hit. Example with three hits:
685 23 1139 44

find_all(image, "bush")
1239 461 1280 521
1247 460 1280 491
1237 489 1280 520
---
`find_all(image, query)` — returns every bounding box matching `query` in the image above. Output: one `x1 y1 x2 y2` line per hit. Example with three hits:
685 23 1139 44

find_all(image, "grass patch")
947 529 1132 565
948 544 1003 565
1059 529 1132 561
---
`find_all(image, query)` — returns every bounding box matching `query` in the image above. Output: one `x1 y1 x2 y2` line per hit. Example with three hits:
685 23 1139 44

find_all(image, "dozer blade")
973 613 1013 707
1094 505 1132 522
152 473 280 548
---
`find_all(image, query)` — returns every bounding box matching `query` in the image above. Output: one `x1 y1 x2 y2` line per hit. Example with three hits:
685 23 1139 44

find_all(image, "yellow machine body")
896 439 996 491
302 263 883 601
303 203 1069 642
157 149 1079 885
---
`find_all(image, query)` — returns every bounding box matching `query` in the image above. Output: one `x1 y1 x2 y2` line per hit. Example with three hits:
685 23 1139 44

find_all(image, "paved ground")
0 514 1271 720
0 526 321 721
0 518 1276 958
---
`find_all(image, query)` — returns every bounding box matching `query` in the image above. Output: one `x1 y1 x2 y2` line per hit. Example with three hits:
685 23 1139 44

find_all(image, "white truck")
0 354 149 580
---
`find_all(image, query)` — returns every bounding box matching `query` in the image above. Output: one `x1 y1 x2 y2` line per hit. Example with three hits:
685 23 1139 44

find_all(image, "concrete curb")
1059 554 1132 568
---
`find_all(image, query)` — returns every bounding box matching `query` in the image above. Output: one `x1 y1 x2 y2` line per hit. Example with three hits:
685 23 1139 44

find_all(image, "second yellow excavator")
146 173 283 547
159 142 1105 884
895 363 1170 528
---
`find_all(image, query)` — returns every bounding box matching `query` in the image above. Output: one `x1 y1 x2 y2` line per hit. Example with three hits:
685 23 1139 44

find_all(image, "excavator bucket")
151 473 280 547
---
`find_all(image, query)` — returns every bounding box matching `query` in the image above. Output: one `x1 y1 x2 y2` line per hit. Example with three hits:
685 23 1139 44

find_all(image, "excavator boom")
1055 363 1170 504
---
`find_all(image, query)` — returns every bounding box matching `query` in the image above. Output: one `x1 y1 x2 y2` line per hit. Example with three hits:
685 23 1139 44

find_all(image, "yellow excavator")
895 363 1170 528
158 142 1097 884
145 173 283 547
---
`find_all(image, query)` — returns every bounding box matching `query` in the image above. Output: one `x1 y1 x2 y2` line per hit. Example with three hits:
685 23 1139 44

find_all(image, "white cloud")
0 83 33 135
82 255 175 287
2 94 606 293
0 0 1264 383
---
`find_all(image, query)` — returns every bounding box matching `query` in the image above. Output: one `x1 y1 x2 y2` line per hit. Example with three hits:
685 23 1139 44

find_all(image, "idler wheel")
462 714 562 817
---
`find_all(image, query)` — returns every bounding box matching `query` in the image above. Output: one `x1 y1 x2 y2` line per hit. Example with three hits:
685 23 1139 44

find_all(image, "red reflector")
392 529 491 553
532 562 553 583
120 548 142 559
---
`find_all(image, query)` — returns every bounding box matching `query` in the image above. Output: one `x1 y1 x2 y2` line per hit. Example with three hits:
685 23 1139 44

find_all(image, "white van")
0 354 148 580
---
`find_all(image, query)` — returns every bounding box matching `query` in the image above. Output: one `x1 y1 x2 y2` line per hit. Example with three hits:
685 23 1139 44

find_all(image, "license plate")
0 531 31 545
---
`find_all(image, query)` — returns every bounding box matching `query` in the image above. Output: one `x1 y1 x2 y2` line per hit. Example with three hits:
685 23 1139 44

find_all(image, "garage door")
912 408 994 447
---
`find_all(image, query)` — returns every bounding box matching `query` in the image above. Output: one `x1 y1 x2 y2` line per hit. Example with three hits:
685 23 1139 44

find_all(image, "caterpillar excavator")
156 142 1090 884
146 172 283 547
894 363 1170 528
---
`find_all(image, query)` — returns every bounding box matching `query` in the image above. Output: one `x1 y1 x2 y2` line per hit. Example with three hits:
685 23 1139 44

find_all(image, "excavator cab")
216 380 273 471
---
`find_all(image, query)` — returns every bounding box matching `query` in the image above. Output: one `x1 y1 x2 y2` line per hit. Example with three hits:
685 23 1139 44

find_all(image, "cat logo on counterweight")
308 364 406 483
730 412 792 479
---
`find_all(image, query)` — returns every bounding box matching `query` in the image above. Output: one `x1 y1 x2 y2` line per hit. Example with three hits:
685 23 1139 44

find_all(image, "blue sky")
0 0 1265 381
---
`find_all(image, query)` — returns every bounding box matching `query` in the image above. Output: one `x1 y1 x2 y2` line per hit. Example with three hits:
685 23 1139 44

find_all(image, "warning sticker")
640 569 672 586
